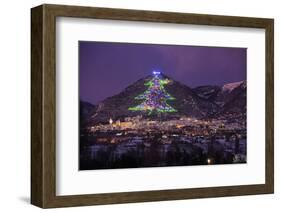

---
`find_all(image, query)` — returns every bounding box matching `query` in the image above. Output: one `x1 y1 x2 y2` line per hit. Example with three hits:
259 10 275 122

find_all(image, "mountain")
86 76 151 124
80 101 96 127
164 78 220 118
81 74 246 125
218 81 246 114
193 80 246 115
192 86 221 102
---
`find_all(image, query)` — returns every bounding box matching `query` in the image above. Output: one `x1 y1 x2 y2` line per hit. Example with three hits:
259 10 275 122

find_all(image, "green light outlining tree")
128 71 177 114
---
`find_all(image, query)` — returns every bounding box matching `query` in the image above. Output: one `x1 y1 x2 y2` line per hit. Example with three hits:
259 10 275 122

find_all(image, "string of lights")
128 71 177 114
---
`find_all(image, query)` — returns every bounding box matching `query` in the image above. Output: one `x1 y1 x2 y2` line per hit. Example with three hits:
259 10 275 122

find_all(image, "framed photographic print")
31 4 274 208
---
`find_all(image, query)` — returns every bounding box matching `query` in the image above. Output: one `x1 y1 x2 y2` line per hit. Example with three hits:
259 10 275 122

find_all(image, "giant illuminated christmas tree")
128 71 177 114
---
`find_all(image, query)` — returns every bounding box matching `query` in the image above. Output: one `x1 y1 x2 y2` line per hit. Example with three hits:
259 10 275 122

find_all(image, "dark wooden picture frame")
31 4 274 208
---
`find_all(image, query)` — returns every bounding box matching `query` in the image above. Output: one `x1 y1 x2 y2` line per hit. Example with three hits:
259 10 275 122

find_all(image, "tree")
128 71 177 114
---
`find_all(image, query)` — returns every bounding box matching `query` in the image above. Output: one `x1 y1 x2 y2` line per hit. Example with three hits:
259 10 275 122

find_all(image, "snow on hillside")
222 81 244 92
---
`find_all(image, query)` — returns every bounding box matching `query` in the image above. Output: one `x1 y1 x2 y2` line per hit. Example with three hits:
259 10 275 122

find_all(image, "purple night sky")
79 41 246 105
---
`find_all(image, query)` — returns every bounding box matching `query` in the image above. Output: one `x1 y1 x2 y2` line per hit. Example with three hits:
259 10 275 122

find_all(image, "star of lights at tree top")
128 71 177 114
